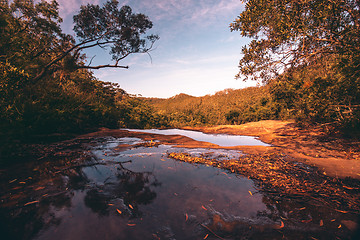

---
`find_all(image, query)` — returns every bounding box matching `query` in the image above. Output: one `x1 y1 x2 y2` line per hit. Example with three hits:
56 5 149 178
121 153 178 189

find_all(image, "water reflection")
125 128 271 146
0 137 357 240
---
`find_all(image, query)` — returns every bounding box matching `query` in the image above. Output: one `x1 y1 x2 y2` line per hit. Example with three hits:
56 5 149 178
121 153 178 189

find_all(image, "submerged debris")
167 152 360 214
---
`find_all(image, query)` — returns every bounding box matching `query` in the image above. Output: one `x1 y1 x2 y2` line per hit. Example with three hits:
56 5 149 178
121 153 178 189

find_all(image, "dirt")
184 120 360 180
2 121 360 239
79 120 360 180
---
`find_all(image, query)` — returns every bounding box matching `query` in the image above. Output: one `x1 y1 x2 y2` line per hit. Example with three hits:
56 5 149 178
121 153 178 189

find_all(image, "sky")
56 0 256 98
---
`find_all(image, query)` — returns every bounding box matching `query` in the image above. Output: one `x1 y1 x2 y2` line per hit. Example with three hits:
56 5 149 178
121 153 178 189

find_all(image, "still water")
0 137 267 240
125 128 271 147
0 136 352 239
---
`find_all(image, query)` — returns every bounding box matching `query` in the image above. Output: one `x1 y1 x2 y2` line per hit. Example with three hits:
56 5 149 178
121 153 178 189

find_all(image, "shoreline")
79 120 360 180
184 120 360 180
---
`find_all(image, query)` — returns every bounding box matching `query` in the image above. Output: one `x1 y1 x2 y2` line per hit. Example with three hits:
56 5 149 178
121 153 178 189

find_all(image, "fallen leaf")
127 223 136 227
279 221 284 229
152 234 160 240
185 213 188 221
335 209 349 213
201 205 208 211
24 200 39 206
338 224 342 228
129 204 134 209
248 191 253 196
116 209 122 214
320 220 324 226
204 234 209 239
301 219 312 223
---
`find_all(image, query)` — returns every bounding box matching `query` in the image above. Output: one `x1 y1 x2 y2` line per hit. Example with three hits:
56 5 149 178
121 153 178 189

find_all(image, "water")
0 137 266 240
124 128 270 147
0 136 355 239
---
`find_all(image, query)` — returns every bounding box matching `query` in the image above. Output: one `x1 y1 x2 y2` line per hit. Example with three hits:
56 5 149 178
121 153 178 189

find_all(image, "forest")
1 0 360 158
1 1 360 239
0 0 162 157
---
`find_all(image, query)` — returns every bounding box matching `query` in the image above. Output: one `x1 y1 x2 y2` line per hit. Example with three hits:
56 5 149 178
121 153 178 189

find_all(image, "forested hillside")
145 85 288 127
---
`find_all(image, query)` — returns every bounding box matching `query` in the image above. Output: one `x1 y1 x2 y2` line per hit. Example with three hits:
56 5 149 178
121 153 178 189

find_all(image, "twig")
200 224 225 240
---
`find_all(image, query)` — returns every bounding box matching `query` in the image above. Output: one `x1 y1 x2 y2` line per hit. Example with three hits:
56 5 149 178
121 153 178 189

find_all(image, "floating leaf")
152 234 160 240
9 179 17 183
24 200 39 206
301 219 312 223
335 209 349 213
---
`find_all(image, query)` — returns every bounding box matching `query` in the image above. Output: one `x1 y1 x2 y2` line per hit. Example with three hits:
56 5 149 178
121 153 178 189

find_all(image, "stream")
0 130 358 239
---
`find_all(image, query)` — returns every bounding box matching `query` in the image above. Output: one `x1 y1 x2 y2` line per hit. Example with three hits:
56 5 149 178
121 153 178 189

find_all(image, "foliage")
0 0 158 82
118 95 169 129
0 0 160 158
146 87 285 127
231 0 360 136
231 0 360 82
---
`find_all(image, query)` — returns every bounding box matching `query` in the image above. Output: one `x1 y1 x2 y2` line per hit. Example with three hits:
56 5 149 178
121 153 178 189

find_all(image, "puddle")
0 137 358 240
124 128 270 146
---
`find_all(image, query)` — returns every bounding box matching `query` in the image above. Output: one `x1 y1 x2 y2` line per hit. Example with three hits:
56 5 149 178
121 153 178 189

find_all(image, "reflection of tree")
0 149 161 239
84 163 161 217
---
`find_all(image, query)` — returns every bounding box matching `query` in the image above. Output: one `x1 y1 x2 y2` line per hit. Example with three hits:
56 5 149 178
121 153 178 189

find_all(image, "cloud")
56 0 100 17
53 0 244 35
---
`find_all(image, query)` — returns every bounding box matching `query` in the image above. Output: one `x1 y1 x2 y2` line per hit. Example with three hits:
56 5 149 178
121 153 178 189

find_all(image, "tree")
231 0 360 82
231 0 360 134
0 0 160 147
0 0 159 82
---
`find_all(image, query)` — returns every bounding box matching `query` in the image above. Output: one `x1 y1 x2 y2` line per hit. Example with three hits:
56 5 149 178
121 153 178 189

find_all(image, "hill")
144 86 286 127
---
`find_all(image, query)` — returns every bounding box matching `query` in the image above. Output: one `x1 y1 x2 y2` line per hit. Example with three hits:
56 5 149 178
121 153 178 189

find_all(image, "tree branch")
77 64 129 70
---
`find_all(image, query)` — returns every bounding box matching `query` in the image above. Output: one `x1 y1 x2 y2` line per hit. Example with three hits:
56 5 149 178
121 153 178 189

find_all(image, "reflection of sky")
55 0 256 98
2 137 354 239
34 139 266 239
125 128 271 146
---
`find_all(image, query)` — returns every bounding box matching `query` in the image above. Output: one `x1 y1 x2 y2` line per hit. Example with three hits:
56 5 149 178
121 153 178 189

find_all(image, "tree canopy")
0 0 159 82
231 0 360 82
230 0 360 135
0 0 161 157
